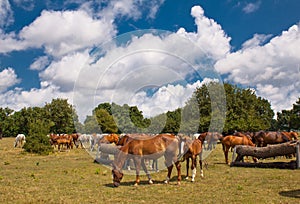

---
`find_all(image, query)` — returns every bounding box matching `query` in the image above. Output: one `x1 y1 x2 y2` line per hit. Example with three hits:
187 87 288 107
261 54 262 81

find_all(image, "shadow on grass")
279 189 300 198
104 176 180 188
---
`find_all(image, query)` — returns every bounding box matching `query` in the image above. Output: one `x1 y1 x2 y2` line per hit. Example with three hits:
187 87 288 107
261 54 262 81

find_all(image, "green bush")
23 119 53 155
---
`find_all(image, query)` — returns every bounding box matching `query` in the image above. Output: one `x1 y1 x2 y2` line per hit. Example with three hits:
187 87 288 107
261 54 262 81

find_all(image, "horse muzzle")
113 181 120 187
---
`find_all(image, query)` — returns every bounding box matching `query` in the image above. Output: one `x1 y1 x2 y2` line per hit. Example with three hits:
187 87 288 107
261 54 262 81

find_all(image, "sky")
0 0 300 123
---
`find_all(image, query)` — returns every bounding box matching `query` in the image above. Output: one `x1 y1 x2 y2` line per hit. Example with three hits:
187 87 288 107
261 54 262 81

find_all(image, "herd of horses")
12 130 299 187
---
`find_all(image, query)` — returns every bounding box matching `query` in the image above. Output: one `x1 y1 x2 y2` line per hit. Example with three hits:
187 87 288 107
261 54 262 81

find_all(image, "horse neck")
113 146 128 171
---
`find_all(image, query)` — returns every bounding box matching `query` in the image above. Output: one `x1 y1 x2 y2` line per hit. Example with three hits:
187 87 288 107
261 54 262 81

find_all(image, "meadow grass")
0 137 299 204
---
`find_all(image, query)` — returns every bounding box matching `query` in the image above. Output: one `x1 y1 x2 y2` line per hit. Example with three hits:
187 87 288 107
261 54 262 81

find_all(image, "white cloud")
39 50 90 92
132 78 217 118
0 68 20 93
0 83 72 112
99 0 165 21
242 1 261 14
0 4 227 122
242 33 272 49
19 9 116 57
30 56 50 71
215 23 300 114
0 0 13 28
176 6 231 60
0 31 27 53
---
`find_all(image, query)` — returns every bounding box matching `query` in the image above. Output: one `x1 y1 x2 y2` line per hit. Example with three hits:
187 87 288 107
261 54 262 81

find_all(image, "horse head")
112 168 123 187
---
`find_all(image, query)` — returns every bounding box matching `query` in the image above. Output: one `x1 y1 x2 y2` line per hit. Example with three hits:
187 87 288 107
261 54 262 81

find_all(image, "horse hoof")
134 183 138 187
185 177 189 180
164 180 169 184
149 180 153 184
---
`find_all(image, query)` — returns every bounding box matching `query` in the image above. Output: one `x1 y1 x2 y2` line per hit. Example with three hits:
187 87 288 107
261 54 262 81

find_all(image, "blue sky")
0 0 299 122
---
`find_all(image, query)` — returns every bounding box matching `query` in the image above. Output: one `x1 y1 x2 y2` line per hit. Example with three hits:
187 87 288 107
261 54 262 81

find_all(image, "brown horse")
221 135 257 164
282 131 298 141
112 133 181 187
97 133 120 160
99 133 119 144
178 135 204 182
253 131 293 147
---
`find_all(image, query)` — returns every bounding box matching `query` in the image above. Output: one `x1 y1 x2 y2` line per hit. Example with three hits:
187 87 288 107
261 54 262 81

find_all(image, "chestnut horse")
97 133 119 160
282 131 298 141
178 135 204 182
253 131 294 147
99 133 119 144
112 133 181 187
221 135 257 164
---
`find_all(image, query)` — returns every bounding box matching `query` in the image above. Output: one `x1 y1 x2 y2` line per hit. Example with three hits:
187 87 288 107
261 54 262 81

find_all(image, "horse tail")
222 142 225 152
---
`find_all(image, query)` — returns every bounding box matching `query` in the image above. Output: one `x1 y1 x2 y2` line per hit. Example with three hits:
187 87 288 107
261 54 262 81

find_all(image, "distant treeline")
0 82 299 138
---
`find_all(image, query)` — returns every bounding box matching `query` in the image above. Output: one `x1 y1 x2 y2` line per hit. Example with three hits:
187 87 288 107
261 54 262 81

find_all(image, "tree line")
0 83 299 139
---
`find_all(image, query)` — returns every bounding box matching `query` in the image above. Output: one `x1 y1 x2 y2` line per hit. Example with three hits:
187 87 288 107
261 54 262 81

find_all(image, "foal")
178 135 204 182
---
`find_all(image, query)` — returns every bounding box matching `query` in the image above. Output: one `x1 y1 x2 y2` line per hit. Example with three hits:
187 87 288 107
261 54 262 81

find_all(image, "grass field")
1 137 299 204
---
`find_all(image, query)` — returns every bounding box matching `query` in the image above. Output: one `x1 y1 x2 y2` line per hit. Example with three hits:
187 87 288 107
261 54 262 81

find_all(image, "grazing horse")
178 135 204 182
117 134 159 171
205 132 223 150
112 133 181 187
253 131 293 147
221 135 257 164
14 134 26 148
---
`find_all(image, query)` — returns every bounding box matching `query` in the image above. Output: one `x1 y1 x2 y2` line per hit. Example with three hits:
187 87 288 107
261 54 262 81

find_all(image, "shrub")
23 119 53 155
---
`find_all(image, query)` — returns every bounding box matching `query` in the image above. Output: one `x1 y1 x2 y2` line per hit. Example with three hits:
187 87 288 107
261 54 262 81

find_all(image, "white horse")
14 134 26 148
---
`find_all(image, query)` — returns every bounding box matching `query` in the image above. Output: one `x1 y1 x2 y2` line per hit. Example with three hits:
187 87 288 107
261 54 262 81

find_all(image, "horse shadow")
279 189 300 198
104 176 180 188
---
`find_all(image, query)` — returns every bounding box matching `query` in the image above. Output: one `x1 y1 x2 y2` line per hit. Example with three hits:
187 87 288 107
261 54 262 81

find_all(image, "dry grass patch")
1 137 300 203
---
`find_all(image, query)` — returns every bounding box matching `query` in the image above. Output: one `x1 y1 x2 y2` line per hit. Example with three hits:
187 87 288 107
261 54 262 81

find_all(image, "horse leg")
185 157 190 180
175 160 181 185
199 153 204 178
191 156 197 182
141 159 153 184
224 147 229 165
133 157 141 186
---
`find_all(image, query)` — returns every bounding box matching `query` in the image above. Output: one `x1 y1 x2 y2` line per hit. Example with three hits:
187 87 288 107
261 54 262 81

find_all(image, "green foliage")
95 109 118 133
83 115 101 134
162 108 181 134
0 107 14 137
222 84 274 133
44 98 77 134
87 103 152 133
23 119 53 155
276 97 300 131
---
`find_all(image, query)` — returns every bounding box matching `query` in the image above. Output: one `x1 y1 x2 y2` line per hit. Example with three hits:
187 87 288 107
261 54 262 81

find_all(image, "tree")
162 108 181 134
277 98 300 131
0 107 13 137
83 115 101 133
290 98 300 130
95 109 118 133
23 118 53 155
44 98 77 133
183 82 274 134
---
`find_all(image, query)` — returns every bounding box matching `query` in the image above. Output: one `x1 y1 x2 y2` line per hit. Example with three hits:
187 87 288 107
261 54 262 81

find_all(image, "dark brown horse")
112 133 181 187
221 135 257 164
178 135 204 182
253 131 294 147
